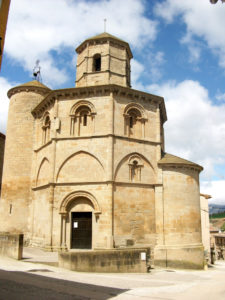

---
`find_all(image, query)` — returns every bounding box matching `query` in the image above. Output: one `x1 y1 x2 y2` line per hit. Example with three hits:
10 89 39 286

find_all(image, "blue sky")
1 0 225 204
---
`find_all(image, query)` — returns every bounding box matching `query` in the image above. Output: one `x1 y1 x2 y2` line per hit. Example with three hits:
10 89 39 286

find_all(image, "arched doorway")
59 191 101 250
71 211 92 249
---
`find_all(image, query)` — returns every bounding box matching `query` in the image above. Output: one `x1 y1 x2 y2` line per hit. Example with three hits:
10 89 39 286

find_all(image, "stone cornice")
158 163 203 173
8 85 51 99
32 181 162 191
31 84 167 123
158 152 203 172
34 134 162 152
76 33 133 59
75 70 127 84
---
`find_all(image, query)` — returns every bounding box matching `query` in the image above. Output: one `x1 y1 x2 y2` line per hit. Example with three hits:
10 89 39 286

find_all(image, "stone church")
0 33 205 269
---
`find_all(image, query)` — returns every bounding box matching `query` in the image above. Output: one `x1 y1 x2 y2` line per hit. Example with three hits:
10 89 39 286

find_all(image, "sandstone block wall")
0 90 46 234
28 87 162 250
58 248 151 272
200 195 211 259
161 166 202 245
0 233 23 260
0 133 5 191
76 40 130 87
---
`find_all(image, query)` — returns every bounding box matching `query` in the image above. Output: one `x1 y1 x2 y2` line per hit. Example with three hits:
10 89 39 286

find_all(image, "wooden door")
71 212 92 249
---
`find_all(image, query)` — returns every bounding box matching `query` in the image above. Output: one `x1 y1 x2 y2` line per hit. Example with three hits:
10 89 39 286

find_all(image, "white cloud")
0 77 13 134
148 80 225 181
5 0 158 87
216 92 225 102
131 59 145 90
147 51 165 81
131 51 165 90
180 33 201 65
154 0 225 68
202 180 225 205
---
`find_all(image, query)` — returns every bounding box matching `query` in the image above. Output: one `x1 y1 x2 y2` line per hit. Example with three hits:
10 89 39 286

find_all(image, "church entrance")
71 212 92 249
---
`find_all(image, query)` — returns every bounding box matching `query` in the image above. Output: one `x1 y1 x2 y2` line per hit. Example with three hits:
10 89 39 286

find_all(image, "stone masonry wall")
0 90 45 234
0 133 5 191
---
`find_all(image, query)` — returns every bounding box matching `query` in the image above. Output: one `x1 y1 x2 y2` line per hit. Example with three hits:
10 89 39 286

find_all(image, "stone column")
109 91 115 247
60 213 68 251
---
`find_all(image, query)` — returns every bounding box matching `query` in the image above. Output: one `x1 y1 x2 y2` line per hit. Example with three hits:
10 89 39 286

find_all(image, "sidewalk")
22 247 58 266
0 247 225 299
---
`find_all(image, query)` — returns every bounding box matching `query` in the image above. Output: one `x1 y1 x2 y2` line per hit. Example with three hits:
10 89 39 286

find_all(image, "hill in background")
209 204 225 215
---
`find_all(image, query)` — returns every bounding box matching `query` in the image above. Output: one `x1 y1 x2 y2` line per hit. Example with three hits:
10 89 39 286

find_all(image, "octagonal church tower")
0 33 204 269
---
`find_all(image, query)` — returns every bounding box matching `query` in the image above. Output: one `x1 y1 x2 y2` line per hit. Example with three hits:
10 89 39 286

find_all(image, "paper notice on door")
73 222 78 228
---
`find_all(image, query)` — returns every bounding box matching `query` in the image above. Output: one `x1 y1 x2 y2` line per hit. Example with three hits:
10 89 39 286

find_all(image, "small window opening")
9 204 12 214
93 54 101 72
129 116 133 128
83 114 87 126
133 160 138 166
131 160 139 182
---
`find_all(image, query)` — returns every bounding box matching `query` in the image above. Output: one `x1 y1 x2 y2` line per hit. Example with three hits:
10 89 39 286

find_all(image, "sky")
1 0 225 204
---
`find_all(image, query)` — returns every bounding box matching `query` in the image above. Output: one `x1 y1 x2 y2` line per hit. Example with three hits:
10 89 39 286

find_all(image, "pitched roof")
158 153 203 171
87 32 126 43
76 32 133 59
7 80 51 98
16 80 50 90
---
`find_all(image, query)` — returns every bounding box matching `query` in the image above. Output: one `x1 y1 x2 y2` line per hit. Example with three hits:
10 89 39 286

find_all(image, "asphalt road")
0 269 128 300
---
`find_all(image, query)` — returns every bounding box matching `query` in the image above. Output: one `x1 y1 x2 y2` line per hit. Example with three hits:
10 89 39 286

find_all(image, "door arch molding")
59 190 101 215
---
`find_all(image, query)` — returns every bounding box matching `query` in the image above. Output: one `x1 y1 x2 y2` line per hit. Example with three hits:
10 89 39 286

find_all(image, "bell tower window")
93 54 101 72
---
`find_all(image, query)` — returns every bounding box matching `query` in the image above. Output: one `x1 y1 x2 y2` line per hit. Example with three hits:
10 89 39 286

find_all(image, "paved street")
0 269 127 300
0 249 225 299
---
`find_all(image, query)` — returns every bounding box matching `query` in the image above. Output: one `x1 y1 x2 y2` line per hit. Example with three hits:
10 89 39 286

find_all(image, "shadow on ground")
0 269 128 300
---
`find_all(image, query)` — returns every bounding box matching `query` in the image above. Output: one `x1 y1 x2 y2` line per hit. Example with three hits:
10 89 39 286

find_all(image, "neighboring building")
200 194 211 262
0 33 205 269
210 221 225 261
211 233 225 260
0 132 5 191
210 224 220 234
0 0 11 71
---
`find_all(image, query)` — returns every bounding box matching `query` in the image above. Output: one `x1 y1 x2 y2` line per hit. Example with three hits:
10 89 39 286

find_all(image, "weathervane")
104 18 107 32
33 59 42 82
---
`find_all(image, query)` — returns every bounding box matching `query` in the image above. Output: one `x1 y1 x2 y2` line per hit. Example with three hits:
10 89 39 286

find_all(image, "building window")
70 101 96 136
128 109 139 129
126 108 141 138
129 156 143 182
42 115 51 144
93 54 101 72
124 103 147 139
83 113 87 126
79 108 89 128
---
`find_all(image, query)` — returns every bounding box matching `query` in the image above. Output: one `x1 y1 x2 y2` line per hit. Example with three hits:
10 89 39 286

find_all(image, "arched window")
124 103 147 139
93 54 101 72
78 107 89 127
42 115 51 144
128 109 140 129
126 108 141 138
70 101 96 136
128 156 143 182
